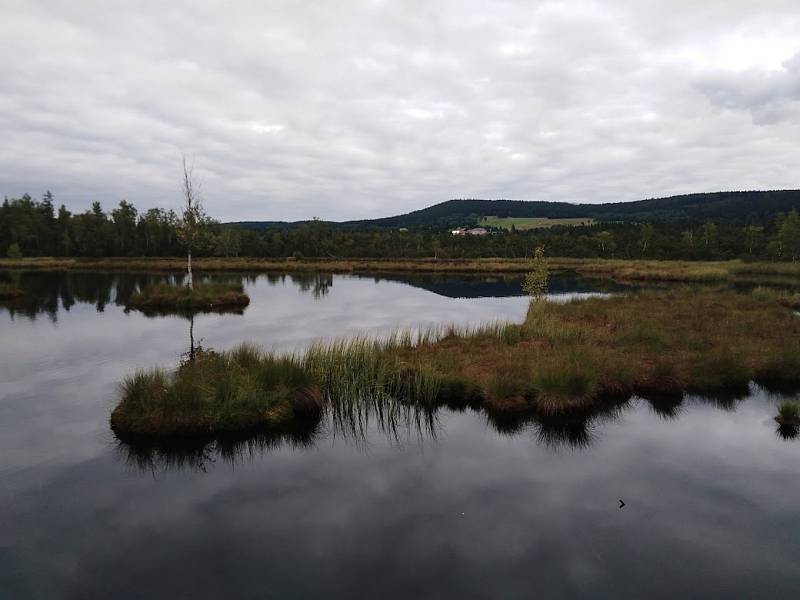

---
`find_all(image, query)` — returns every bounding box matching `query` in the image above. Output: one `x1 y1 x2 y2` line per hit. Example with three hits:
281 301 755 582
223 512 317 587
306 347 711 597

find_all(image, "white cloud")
0 0 798 220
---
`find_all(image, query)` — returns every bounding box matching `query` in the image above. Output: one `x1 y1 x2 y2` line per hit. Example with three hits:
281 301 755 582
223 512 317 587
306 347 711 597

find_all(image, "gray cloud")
695 52 800 124
1 0 799 220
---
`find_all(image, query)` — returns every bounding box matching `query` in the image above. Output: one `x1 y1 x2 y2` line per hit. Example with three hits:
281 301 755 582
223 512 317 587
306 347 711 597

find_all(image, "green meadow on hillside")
480 216 596 230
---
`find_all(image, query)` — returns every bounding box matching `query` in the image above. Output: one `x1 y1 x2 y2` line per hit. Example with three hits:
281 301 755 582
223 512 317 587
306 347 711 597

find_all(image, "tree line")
2 192 799 261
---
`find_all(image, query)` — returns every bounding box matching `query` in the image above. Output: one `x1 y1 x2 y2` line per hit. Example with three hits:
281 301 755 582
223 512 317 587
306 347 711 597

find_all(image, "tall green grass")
112 322 511 436
113 344 318 436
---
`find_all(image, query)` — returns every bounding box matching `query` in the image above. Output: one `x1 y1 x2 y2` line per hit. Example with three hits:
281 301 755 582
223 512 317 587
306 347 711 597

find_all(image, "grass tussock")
112 290 800 436
0 282 24 300
775 400 800 426
111 344 320 436
126 282 250 309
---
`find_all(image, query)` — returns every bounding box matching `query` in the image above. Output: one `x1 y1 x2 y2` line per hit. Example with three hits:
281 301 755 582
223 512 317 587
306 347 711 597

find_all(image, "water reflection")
5 269 800 597
0 270 253 321
485 397 632 449
114 394 640 474
112 385 800 475
114 401 442 473
5 269 800 323
116 423 323 474
0 269 615 321
644 395 685 420
776 423 799 440
293 272 333 298
368 271 632 298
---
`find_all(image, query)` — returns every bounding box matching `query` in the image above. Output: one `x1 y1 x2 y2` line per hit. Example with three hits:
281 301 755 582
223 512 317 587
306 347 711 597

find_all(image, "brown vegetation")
112 290 800 436
3 255 800 283
126 282 250 310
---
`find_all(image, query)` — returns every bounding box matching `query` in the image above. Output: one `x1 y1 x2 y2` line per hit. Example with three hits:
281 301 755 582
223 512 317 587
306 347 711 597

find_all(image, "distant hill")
229 190 800 230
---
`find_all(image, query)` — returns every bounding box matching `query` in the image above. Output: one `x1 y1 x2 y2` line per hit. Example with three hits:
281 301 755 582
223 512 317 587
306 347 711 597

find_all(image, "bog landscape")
3 186 800 597
3 2 800 597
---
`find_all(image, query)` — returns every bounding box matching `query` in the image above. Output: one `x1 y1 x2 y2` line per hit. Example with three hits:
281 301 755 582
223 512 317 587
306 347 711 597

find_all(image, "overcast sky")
1 0 799 221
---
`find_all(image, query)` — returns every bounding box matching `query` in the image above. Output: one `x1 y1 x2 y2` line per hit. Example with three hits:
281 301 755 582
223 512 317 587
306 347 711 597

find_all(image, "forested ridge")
337 190 800 229
2 191 799 261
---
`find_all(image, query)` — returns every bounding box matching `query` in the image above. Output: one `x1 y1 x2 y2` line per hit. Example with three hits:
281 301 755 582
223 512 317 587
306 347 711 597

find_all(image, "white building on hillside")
451 227 488 236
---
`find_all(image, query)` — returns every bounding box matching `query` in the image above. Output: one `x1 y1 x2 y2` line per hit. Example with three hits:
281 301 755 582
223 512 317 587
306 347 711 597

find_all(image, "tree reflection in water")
0 270 254 321
0 269 612 321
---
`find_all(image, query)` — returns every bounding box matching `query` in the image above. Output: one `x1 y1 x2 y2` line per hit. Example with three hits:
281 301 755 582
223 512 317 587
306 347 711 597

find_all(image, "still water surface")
1 270 798 598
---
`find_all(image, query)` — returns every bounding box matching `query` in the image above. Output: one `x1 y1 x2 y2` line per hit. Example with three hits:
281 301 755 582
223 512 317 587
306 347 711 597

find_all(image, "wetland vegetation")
3 255 800 285
5 263 800 599
111 289 800 438
776 400 800 426
126 282 250 310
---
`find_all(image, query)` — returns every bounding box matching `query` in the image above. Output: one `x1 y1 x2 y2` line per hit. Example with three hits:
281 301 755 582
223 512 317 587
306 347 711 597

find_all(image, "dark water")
1 270 799 599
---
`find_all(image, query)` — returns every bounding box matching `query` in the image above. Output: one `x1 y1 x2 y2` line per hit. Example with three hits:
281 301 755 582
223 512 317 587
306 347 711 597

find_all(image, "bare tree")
178 156 205 289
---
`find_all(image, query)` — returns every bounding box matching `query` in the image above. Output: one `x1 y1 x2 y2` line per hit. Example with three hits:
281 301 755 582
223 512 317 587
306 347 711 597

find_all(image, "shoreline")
2 256 800 283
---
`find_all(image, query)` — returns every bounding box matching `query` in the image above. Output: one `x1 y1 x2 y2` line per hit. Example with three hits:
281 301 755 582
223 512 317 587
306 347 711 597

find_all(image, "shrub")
522 246 549 301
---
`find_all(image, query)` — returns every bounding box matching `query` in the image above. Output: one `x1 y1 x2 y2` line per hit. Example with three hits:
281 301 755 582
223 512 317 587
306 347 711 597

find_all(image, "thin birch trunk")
187 248 193 289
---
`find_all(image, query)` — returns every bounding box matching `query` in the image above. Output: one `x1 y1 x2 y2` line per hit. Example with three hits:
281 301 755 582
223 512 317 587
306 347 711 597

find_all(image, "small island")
111 290 800 438
126 282 250 310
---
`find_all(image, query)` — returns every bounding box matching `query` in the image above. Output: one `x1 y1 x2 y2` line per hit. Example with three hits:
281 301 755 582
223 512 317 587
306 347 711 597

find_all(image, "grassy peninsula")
111 290 800 437
126 282 250 310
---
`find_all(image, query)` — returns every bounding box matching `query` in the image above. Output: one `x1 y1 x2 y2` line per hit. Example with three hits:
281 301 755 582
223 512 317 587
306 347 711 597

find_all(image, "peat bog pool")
1 270 799 598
